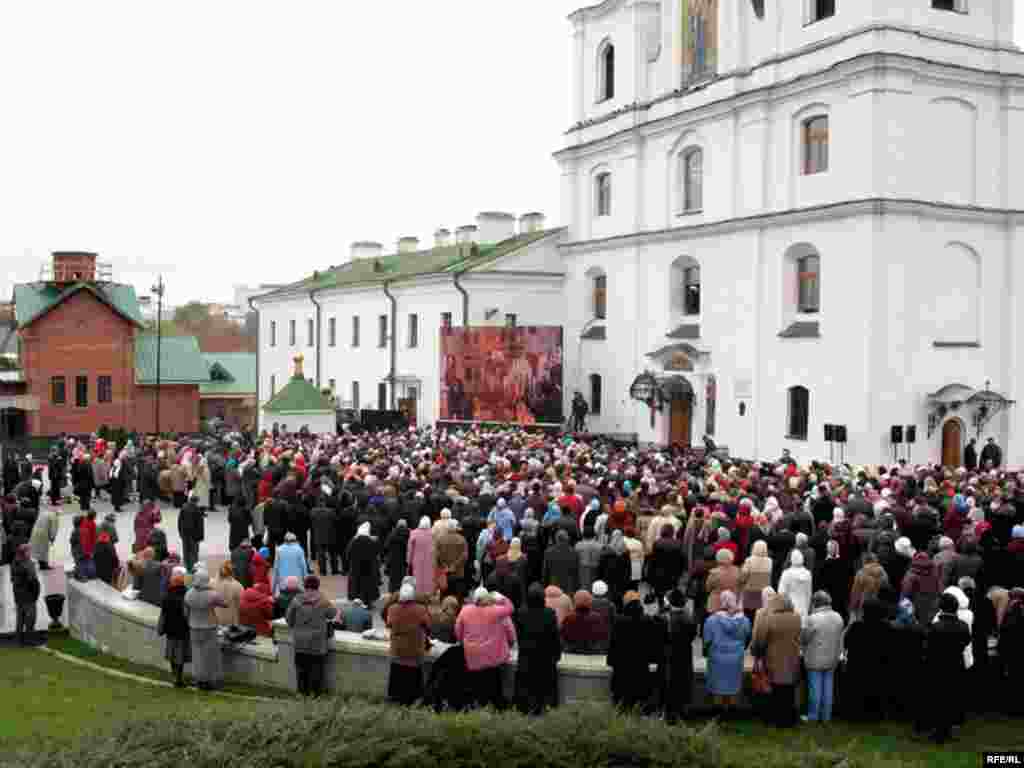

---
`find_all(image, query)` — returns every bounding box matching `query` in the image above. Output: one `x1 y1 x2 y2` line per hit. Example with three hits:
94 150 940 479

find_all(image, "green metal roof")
263 228 563 298
135 334 211 384
262 373 333 413
13 281 145 329
200 352 256 396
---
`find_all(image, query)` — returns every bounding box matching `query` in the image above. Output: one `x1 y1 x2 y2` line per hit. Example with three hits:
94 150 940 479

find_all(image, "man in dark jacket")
543 530 580 596
177 492 205 572
980 438 1002 469
310 494 337 576
515 582 562 714
919 593 971 743
384 519 410 593
964 438 978 471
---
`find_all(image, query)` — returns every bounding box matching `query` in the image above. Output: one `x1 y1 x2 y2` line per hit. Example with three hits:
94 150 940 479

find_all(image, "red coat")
250 552 270 587
239 583 274 636
79 518 97 559
257 472 273 504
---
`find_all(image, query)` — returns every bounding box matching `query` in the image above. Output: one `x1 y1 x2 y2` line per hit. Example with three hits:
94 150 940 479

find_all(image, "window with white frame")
289 319 296 346
684 265 701 315
593 273 607 320
671 255 701 317
681 148 703 212
589 373 602 415
328 317 336 347
595 172 612 217
802 116 829 175
796 253 821 313
787 386 810 440
808 0 835 23
932 0 963 11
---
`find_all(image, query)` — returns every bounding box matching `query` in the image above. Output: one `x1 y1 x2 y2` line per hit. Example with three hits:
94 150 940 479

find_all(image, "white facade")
258 408 335 435
254 222 566 428
558 0 1024 466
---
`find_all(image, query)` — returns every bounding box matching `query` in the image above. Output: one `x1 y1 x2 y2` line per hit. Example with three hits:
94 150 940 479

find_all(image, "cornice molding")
558 198 1024 255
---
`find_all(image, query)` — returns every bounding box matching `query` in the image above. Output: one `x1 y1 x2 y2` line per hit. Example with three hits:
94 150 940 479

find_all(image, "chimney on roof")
475 212 516 245
455 225 479 245
52 251 97 284
350 241 383 262
397 236 420 254
293 353 305 379
434 228 451 248
519 212 546 234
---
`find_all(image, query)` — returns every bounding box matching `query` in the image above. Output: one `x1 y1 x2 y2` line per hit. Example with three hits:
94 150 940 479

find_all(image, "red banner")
440 326 563 425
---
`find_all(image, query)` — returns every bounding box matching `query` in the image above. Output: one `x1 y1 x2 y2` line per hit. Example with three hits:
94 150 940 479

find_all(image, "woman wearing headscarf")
661 587 697 723
778 549 813 618
752 592 802 728
384 519 410 594
706 548 740 615
12 543 40 645
739 539 773 626
515 582 562 715
456 587 516 710
133 501 162 554
902 551 942 625
429 595 461 644
184 569 227 691
212 560 243 626
920 592 972 744
543 585 573 627
93 531 120 587
800 591 844 723
386 581 432 706
158 567 191 687
407 516 435 596
597 529 630 610
702 590 751 714
346 521 381 606
818 539 852 623
286 574 339 697
843 597 893 720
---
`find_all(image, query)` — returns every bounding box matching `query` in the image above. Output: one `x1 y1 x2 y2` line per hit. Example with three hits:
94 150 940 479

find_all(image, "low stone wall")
67 574 753 704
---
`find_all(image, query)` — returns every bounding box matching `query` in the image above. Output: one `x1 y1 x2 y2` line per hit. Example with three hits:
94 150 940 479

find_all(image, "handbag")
751 657 772 695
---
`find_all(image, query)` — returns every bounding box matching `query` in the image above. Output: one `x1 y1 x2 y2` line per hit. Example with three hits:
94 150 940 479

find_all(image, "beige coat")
738 555 773 611
706 563 740 614
753 603 803 685
213 577 244 626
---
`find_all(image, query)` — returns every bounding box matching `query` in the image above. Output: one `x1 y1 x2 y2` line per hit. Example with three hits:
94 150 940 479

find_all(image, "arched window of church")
787 386 810 440
597 41 615 102
595 172 612 217
682 148 703 212
705 375 717 436
592 273 607 320
797 253 821 313
802 116 829 175
589 374 602 415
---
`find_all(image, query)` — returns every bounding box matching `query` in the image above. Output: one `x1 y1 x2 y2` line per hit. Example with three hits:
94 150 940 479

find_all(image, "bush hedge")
5 700 872 768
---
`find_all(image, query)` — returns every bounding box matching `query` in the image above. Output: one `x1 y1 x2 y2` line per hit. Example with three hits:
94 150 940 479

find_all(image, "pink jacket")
454 598 516 672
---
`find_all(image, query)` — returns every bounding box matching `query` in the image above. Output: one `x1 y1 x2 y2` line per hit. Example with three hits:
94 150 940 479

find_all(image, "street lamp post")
152 275 165 436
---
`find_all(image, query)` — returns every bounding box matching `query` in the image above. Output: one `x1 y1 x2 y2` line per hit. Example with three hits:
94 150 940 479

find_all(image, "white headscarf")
357 522 372 537
418 516 431 530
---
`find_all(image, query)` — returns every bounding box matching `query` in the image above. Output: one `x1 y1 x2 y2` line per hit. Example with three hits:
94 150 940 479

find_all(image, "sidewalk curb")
36 646 280 703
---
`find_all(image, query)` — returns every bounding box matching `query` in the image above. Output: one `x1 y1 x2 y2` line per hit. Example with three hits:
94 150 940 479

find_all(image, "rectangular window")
352 316 361 348
328 317 337 347
441 312 452 330
378 315 388 348
51 376 66 406
289 319 296 346
270 374 276 397
810 0 835 23
684 266 701 315
307 318 314 347
932 0 958 10
270 321 277 347
352 381 360 411
328 378 336 394
594 275 607 320
595 173 612 217
75 375 88 408
98 375 112 404
590 374 602 415
797 254 821 313
505 313 517 328
378 382 387 410
788 386 810 440
408 313 419 348
802 116 829 175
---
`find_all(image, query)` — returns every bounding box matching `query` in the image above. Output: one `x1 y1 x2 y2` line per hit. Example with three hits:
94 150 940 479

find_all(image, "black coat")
384 526 410 593
514 603 562 712
345 534 380 605
886 621 926 719
310 504 335 551
94 541 120 586
177 501 205 542
921 613 971 731
647 538 686 595
11 558 40 605
231 546 253 589
542 541 579 595
597 549 630 607
228 497 251 551
662 608 697 718
158 585 190 640
842 616 893 719
606 602 663 709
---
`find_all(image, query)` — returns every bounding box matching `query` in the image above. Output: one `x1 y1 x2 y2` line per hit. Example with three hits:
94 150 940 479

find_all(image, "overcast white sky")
0 2 1020 306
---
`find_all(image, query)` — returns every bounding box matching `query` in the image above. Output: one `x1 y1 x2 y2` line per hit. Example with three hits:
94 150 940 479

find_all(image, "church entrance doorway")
941 419 962 468
670 399 691 447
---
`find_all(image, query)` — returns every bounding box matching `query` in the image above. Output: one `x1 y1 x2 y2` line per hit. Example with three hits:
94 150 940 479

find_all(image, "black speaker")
905 425 916 444
824 424 835 442
836 425 847 444
891 425 903 444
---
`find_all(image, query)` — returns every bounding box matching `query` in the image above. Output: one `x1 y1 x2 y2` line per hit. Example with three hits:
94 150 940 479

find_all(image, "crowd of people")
4 425 1023 742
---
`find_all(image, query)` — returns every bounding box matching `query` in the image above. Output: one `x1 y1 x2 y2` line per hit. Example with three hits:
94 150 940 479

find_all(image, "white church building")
557 0 1024 467
255 0 1024 468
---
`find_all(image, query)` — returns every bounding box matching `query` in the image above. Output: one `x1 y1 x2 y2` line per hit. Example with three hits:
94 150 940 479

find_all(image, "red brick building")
3 252 208 438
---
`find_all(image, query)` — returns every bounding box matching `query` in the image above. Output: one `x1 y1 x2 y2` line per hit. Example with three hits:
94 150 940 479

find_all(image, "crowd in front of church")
4 423 1023 744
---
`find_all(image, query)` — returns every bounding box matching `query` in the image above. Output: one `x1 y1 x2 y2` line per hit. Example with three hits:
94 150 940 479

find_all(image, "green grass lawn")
1 640 1022 768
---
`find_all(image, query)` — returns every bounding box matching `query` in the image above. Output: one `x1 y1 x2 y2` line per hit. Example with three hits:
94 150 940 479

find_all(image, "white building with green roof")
253 212 566 428
259 353 336 434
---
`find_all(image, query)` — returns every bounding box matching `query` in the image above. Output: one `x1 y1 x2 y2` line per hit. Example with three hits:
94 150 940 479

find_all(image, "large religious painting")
681 0 718 83
440 326 563 425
